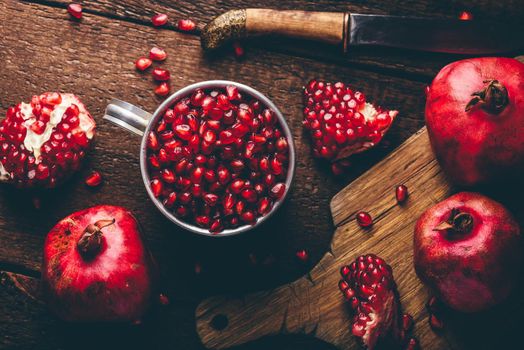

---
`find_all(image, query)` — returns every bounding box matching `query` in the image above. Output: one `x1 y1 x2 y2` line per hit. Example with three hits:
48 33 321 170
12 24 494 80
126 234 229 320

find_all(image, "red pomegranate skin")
414 192 522 312
42 205 156 322
425 57 524 186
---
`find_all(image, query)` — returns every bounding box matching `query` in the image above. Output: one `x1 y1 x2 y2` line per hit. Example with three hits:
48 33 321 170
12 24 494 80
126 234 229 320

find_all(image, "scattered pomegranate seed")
395 184 408 203
151 13 168 27
406 338 419 350
149 47 167 61
152 68 170 81
296 249 309 262
458 11 473 20
32 197 41 210
135 57 152 71
248 253 258 265
85 171 102 187
356 211 373 228
402 313 413 331
177 19 196 32
154 82 170 96
429 313 444 330
233 41 245 59
67 3 82 19
194 262 202 274
158 293 170 305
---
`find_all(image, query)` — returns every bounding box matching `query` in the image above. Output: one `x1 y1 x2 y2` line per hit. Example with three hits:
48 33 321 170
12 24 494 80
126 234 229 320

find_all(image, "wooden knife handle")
201 9 349 52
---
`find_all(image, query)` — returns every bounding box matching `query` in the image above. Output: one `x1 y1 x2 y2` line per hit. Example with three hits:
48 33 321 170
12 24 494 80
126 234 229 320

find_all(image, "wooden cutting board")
195 127 455 349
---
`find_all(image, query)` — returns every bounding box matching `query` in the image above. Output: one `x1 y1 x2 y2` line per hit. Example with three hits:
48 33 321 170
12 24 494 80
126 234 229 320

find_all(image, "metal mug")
104 80 296 237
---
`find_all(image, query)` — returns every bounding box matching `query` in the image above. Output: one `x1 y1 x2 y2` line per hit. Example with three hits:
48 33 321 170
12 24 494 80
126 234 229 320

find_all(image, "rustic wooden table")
0 0 523 349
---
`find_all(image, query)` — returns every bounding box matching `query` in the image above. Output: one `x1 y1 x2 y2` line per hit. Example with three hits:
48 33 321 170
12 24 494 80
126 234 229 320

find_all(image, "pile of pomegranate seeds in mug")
146 86 290 233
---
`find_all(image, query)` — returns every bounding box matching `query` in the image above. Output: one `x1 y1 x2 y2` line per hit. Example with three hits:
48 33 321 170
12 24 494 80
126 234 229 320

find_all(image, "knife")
200 9 523 54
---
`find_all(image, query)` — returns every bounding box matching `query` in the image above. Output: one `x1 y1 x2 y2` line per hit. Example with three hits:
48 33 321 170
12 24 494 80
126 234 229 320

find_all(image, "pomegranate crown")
433 208 474 234
77 219 115 259
465 79 509 114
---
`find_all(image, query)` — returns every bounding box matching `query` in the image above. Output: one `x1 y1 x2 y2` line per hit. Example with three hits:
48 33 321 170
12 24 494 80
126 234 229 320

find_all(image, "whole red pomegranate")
425 57 524 186
414 192 522 312
42 205 156 322
0 92 96 188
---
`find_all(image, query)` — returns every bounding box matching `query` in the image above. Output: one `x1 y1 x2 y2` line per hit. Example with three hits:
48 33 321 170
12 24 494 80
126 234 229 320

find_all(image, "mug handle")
103 99 153 136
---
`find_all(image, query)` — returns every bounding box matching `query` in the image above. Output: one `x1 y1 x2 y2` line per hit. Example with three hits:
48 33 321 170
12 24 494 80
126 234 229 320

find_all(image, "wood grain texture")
196 128 524 350
25 0 524 78
0 1 424 349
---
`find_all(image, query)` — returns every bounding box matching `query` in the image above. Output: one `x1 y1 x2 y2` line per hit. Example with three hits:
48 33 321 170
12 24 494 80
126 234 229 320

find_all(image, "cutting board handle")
196 276 321 349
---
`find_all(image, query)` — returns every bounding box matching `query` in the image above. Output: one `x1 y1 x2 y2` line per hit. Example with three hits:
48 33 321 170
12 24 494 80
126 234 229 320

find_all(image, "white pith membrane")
0 93 95 184
20 95 94 162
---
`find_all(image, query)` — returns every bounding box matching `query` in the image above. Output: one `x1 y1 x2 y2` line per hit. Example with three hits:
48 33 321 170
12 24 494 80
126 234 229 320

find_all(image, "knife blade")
201 9 523 55
348 14 522 54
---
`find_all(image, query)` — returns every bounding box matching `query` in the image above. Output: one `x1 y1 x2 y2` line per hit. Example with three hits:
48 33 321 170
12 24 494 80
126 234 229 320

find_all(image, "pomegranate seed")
269 183 285 199
174 124 192 140
151 179 162 197
194 262 202 274
429 313 444 330
152 68 170 81
406 338 419 350
161 169 176 183
151 13 168 27
67 3 82 19
210 219 223 233
177 19 196 32
163 192 177 207
159 293 170 305
402 313 413 331
458 11 473 20
149 47 167 61
196 215 210 228
241 188 257 203
135 57 152 71
233 41 244 59
154 82 170 96
270 157 283 175
241 210 255 224
395 184 408 203
275 137 288 152
204 193 219 206
147 132 159 150
296 249 309 262
356 211 373 228
85 171 102 187
30 120 46 135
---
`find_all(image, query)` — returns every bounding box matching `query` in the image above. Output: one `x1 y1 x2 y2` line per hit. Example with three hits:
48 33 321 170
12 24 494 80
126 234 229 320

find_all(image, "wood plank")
196 128 524 350
26 0 524 78
0 0 426 276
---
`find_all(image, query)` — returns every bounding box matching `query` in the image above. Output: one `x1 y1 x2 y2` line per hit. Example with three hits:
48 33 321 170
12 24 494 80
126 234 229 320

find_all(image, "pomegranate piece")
338 254 403 349
458 11 473 20
395 184 408 203
149 47 167 61
177 19 196 32
152 68 170 81
428 313 444 331
414 192 522 312
146 85 290 233
303 79 398 166
158 293 170 306
425 58 524 186
402 313 413 332
67 3 82 19
0 93 95 188
41 206 156 322
135 57 152 71
233 42 245 59
85 171 102 187
154 82 170 97
295 249 308 262
151 13 168 27
356 211 373 228
406 338 419 350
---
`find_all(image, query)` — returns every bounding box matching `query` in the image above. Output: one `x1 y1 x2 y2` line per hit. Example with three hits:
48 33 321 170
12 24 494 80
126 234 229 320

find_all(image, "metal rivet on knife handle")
201 9 348 52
